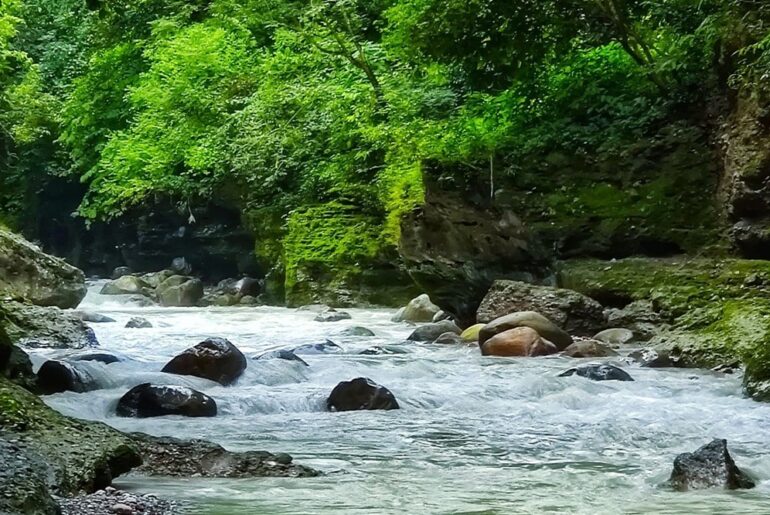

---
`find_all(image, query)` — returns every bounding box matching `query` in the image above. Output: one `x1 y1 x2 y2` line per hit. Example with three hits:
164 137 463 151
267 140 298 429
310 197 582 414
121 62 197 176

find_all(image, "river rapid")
31 283 770 514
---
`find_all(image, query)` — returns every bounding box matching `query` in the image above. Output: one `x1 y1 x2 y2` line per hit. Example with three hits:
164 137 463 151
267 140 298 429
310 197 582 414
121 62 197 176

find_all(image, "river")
30 283 770 514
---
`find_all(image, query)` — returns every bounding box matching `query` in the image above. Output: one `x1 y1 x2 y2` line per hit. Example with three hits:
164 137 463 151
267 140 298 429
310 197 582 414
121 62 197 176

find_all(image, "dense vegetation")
2 0 770 300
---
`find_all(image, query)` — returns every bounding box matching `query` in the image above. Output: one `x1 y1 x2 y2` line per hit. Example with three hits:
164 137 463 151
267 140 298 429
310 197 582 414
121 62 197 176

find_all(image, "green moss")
379 161 425 244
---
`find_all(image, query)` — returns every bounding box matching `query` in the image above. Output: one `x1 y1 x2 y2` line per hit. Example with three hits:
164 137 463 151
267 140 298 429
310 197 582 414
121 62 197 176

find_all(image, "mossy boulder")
558 258 770 401
1 300 98 349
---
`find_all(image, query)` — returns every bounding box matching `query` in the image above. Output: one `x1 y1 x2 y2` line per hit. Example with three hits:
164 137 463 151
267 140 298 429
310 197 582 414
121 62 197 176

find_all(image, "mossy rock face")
558 258 770 400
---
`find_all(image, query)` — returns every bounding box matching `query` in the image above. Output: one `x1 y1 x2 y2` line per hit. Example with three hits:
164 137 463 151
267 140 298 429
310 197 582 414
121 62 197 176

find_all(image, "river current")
32 283 770 514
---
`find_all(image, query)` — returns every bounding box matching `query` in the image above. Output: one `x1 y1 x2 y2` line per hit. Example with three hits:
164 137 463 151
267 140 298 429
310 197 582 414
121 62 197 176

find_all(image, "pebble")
58 487 182 515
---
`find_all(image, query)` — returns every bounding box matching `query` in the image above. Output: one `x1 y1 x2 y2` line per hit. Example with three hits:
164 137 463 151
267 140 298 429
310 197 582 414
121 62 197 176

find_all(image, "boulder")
161 337 246 386
327 377 399 411
433 332 466 345
36 360 98 395
139 270 174 289
170 257 193 275
432 310 450 322
562 340 619 358
407 319 461 342
0 226 87 309
125 317 152 329
594 328 635 346
313 308 352 322
100 275 152 296
604 300 662 340
110 266 133 280
156 275 204 307
669 439 755 491
129 433 319 478
480 327 559 357
392 294 440 323
116 383 217 418
2 300 98 349
558 363 634 381
477 280 606 335
479 311 572 350
340 326 375 337
460 323 485 342
628 347 676 368
73 311 116 323
292 340 343 354
255 349 309 366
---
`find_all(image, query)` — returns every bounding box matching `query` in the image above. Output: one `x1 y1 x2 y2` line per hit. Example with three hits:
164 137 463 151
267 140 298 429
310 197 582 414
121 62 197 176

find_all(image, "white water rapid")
32 282 770 514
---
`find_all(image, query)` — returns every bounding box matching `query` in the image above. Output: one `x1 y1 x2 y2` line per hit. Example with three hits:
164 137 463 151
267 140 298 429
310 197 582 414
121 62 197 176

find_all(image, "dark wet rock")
669 439 755 491
2 345 36 391
0 226 87 309
110 266 133 280
2 300 98 349
74 311 116 323
407 319 461 342
628 347 676 368
433 332 466 345
37 359 99 395
162 337 246 386
477 280 605 335
340 326 375 337
125 317 152 329
59 486 182 515
292 340 343 355
314 308 352 322
392 294 440 323
100 275 152 296
479 311 572 350
594 328 635 345
327 377 400 411
712 362 740 374
116 383 217 418
156 275 204 307
562 339 619 358
480 327 559 357
129 433 319 478
0 437 60 515
170 257 193 276
72 352 122 365
559 363 634 381
255 349 309 366
359 346 408 355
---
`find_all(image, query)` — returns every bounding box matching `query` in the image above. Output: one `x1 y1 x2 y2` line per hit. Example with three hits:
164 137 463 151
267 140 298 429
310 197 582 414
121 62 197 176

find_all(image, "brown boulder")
480 327 559 357
479 311 572 350
562 339 619 358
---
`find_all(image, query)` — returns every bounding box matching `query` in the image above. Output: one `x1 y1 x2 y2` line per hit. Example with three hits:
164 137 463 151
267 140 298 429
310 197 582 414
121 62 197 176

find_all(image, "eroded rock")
669 439 755 491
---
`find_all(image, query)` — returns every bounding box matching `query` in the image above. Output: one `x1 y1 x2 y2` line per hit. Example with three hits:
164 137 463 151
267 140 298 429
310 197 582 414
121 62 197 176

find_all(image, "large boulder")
156 275 204 307
479 311 572 350
562 340 619 358
392 294 441 323
1 300 98 349
0 227 87 309
36 360 98 395
116 383 217 418
161 337 246 385
398 187 549 328
558 363 633 381
480 326 558 357
477 280 605 335
669 439 755 491
327 377 400 411
100 275 152 296
407 319 461 342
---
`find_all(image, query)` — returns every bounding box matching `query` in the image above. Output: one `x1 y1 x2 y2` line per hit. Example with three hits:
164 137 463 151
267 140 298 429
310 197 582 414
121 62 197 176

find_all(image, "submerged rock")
407 319 461 342
327 377 400 411
162 337 246 386
559 363 634 381
669 439 755 491
0 226 87 309
562 339 619 358
125 316 152 329
392 294 440 323
116 383 217 418
255 349 309 366
72 352 122 365
340 326 375 337
73 311 116 323
479 311 572 350
2 300 98 349
477 280 605 335
480 326 558 357
156 275 204 307
292 340 343 354
129 433 320 478
359 346 408 355
314 308 352 322
37 359 99 395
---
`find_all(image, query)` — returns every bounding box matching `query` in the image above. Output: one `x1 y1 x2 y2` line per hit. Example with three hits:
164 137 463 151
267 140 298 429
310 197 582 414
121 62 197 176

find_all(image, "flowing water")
32 283 770 514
